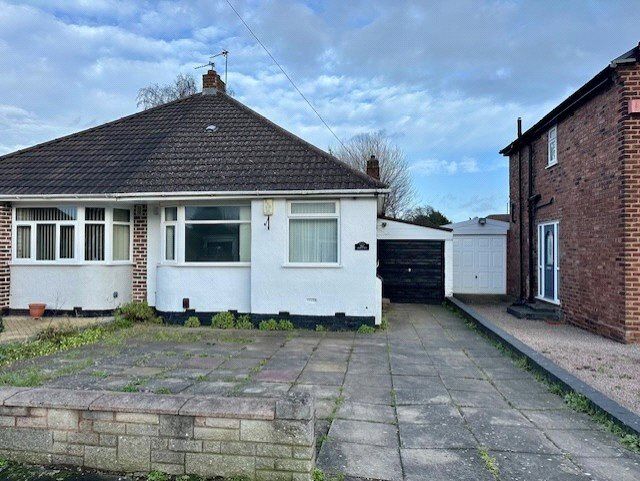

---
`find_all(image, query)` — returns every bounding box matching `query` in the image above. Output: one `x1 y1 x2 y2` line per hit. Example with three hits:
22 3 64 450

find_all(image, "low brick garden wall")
0 387 315 480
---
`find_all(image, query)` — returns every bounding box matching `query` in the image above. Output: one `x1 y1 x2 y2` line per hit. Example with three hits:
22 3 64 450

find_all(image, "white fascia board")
0 188 389 202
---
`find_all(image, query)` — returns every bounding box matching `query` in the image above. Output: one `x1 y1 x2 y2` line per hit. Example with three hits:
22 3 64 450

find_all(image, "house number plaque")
355 242 370 251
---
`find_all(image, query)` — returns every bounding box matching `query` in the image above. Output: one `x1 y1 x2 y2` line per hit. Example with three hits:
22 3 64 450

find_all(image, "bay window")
288 201 339 264
184 206 251 263
13 206 132 264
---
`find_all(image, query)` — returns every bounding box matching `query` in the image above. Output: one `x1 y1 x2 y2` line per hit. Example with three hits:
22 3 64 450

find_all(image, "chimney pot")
366 154 380 180
202 69 226 94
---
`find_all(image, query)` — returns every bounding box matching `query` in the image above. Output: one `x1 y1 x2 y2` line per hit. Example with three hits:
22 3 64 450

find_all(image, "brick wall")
507 68 631 341
0 203 10 311
0 388 315 480
132 204 148 303
619 64 640 343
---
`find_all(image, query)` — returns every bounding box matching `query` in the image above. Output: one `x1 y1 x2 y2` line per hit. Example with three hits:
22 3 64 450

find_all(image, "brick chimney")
366 154 380 180
202 69 226 94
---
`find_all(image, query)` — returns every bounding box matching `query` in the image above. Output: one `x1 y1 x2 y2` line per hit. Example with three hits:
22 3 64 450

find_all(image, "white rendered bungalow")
0 69 387 327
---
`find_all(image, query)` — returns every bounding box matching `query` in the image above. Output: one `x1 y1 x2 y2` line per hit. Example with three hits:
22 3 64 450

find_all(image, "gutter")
0 188 390 202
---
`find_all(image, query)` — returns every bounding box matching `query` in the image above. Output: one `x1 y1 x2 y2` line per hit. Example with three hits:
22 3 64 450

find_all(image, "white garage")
444 217 509 295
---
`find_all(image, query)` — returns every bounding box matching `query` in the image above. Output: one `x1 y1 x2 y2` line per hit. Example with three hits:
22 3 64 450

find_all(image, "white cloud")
411 157 480 176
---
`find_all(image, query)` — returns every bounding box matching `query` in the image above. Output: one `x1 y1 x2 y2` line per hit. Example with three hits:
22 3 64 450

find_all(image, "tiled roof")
0 92 385 196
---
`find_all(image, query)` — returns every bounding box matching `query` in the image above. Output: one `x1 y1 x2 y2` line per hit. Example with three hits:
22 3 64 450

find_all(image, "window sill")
158 262 251 268
535 295 560 306
545 162 558 169
10 261 134 267
282 263 342 268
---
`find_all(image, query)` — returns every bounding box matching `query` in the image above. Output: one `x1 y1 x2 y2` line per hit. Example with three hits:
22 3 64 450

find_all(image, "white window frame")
11 206 133 265
13 207 78 263
112 208 133 263
537 220 560 304
547 125 558 167
285 200 341 268
165 205 251 266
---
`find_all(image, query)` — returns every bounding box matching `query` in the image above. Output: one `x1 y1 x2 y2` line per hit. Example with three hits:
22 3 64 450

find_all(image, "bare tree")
332 131 415 217
137 73 197 110
404 205 451 227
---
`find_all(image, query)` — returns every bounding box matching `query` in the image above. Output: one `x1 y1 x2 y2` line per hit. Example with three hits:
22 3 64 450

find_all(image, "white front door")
537 221 559 303
452 235 506 294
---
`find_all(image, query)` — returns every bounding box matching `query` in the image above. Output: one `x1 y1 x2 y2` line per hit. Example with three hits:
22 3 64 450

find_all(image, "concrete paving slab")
492 452 589 480
336 401 396 424
328 419 398 447
401 448 494 481
317 440 402 481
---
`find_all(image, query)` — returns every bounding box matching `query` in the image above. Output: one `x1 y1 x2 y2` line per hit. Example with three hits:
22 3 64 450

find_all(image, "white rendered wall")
377 219 454 298
155 265 251 313
146 204 161 307
10 264 132 311
251 198 381 323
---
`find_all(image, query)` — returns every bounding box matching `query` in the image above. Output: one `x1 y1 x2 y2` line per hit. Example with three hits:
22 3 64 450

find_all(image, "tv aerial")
195 50 229 84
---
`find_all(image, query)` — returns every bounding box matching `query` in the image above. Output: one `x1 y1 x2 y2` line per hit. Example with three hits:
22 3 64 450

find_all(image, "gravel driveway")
467 300 640 416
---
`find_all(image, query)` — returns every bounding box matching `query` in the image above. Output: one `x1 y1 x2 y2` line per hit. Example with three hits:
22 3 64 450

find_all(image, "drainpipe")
517 118 525 304
527 143 537 303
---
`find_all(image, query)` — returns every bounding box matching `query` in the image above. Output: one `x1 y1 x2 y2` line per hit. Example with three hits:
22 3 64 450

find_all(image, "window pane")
165 207 177 222
85 207 105 221
290 202 336 215
165 225 176 260
113 208 130 223
185 224 250 262
85 224 105 261
60 225 74 259
16 226 31 259
289 219 338 263
185 206 248 221
113 224 130 261
16 207 76 221
36 224 56 260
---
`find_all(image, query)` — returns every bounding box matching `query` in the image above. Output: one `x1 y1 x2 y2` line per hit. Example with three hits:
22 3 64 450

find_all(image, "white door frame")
537 221 560 304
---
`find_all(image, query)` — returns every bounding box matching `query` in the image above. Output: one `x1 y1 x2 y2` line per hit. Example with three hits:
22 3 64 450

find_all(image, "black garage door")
377 240 445 303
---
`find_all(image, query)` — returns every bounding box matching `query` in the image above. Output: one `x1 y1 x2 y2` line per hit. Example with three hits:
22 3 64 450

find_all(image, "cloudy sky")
0 1 637 220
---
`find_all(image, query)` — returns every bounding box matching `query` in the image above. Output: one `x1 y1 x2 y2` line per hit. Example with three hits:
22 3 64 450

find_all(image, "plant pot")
29 303 46 319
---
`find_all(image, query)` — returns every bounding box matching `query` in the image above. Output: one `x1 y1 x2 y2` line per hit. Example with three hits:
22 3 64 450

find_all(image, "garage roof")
444 217 509 235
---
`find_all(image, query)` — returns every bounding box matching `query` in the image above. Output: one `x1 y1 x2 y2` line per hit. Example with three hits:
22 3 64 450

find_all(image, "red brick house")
501 43 640 343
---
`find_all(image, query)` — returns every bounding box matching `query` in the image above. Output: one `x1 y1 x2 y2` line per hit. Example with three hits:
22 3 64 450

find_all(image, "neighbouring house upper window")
184 205 251 262
13 206 132 264
288 201 339 264
547 125 558 167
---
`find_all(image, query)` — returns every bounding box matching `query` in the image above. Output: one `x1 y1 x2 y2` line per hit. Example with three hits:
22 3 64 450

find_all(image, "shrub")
277 320 294 331
315 324 327 332
0 317 4 334
235 315 253 330
259 319 279 331
211 311 235 329
115 301 161 324
184 316 201 328
380 316 389 330
357 324 375 334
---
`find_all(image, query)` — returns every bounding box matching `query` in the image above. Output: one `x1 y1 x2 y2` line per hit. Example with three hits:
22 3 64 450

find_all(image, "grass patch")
447 301 640 454
312 467 345 481
0 318 132 369
478 446 499 479
90 370 109 378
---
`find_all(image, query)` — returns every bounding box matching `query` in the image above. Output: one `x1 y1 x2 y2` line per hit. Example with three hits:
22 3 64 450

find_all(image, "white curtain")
165 225 175 260
289 219 337 263
113 224 130 261
16 225 31 259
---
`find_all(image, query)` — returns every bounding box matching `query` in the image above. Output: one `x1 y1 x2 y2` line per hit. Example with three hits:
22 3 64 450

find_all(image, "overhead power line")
224 0 349 152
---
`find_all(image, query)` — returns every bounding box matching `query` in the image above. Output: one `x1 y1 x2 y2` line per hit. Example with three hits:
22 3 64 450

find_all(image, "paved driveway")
7 304 640 480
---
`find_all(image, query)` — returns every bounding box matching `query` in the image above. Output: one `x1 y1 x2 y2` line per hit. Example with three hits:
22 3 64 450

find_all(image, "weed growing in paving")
447 301 640 453
356 324 375 334
313 467 345 481
0 318 132 369
315 324 328 332
478 447 499 479
90 370 109 378
121 378 147 393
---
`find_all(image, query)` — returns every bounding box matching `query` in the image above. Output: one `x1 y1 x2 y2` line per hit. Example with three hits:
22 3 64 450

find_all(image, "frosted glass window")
113 224 130 261
288 201 338 263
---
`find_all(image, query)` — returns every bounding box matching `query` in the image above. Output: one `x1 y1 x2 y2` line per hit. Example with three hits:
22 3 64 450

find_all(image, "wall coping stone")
0 388 311 421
